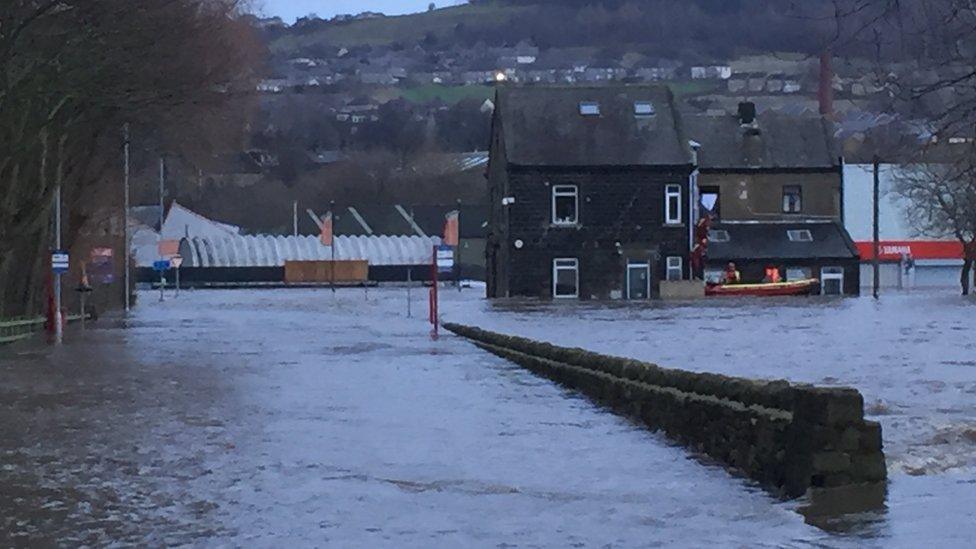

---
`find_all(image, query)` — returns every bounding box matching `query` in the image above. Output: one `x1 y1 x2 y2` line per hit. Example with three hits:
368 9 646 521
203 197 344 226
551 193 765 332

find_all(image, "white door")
627 262 650 300
821 266 845 295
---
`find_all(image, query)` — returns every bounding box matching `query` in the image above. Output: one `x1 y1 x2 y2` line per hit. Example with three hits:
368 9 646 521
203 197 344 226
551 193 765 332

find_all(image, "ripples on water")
0 288 973 546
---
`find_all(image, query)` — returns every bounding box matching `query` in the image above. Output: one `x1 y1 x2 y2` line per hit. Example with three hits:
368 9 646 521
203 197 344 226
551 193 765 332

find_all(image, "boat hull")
705 279 819 297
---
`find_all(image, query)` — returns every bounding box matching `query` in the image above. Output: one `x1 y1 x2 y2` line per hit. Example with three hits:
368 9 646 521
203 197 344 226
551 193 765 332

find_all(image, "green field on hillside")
400 84 495 104
271 3 528 53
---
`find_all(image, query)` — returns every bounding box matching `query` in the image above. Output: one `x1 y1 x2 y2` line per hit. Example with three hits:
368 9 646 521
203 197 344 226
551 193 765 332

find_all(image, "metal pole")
54 185 63 344
176 267 181 297
457 199 462 292
293 200 298 237
123 123 131 313
407 268 412 317
330 200 336 295
872 156 881 300
159 156 165 302
431 245 438 339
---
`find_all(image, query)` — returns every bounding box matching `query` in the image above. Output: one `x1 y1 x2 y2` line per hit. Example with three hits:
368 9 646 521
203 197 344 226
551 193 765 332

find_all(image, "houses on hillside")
485 86 862 300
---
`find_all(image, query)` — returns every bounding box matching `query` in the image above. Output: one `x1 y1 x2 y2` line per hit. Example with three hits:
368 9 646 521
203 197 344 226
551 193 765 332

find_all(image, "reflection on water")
798 483 888 535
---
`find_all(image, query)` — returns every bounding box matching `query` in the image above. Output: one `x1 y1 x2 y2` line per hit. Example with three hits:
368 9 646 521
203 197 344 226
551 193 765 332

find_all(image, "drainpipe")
688 141 702 281
838 156 845 225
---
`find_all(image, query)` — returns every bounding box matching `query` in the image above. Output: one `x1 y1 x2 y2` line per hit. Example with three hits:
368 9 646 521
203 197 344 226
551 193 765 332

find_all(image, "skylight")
634 101 655 117
579 101 600 116
787 229 813 242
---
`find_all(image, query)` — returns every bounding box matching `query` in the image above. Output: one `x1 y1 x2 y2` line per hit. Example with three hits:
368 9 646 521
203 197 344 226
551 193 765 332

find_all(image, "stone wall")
444 323 886 498
659 280 706 299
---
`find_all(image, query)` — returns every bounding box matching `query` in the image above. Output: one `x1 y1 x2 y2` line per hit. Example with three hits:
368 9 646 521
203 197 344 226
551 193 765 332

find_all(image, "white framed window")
553 258 579 298
634 101 656 117
787 229 813 242
579 102 600 116
666 256 683 281
783 185 802 213
821 266 844 295
665 184 682 225
786 267 813 281
552 184 579 225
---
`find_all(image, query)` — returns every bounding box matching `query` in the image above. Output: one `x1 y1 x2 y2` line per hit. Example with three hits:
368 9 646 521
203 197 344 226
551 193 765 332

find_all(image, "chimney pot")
738 102 756 125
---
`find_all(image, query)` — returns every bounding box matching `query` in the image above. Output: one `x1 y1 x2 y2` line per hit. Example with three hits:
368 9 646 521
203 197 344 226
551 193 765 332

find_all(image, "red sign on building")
855 240 963 261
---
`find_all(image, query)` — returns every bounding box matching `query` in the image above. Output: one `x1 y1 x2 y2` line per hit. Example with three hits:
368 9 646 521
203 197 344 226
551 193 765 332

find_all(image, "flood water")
1 288 974 546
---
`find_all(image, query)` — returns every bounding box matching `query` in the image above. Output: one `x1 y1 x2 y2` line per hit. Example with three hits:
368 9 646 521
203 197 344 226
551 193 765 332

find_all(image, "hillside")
200 0 937 234
270 3 530 53
266 1 832 62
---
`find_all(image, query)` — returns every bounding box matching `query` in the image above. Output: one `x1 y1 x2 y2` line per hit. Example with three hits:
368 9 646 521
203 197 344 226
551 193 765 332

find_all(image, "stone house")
486 85 696 300
684 103 843 222
691 65 732 80
684 102 861 294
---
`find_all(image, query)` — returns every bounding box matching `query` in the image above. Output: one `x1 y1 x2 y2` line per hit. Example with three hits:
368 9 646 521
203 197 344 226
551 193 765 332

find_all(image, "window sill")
663 223 686 228
550 223 582 229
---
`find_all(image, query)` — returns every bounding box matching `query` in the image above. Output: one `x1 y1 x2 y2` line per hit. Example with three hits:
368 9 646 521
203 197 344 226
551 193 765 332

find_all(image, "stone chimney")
737 101 757 125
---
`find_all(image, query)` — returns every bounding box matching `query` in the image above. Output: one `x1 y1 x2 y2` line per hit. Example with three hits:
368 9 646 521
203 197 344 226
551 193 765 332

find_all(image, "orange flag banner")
443 210 459 247
320 212 334 246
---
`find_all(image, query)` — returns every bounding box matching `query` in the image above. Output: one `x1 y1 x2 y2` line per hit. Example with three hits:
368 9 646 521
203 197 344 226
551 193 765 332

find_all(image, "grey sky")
259 0 464 22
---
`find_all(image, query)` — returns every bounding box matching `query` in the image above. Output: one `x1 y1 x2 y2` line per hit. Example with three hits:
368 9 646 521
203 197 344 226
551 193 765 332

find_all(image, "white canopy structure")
178 234 441 268
161 202 241 240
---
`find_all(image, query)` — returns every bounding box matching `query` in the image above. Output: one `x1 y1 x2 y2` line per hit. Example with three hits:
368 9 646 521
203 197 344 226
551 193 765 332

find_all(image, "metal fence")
0 314 89 345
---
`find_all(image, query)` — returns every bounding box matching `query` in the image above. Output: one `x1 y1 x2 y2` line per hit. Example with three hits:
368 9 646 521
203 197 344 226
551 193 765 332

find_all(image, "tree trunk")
964 242 976 296
963 259 972 296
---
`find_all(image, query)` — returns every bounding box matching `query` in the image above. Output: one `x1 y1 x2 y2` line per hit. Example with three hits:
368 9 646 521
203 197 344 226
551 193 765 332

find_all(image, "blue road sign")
436 245 455 273
153 260 172 272
51 251 69 274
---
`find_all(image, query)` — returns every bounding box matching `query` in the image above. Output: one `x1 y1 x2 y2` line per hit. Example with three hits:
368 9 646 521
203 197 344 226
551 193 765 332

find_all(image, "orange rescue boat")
705 278 819 297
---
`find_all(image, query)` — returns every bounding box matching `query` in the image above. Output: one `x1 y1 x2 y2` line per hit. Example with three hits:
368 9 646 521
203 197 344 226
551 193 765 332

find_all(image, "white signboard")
51 251 69 274
436 245 454 272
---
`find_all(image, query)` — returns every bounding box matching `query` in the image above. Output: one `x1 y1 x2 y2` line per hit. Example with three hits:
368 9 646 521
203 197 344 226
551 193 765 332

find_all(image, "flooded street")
1 288 974 546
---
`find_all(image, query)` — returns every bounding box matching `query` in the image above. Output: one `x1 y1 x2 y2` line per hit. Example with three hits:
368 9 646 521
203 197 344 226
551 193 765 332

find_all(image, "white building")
843 164 963 288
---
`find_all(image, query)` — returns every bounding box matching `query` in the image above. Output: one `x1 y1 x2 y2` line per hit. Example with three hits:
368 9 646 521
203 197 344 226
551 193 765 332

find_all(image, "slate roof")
495 85 691 167
708 221 859 261
684 111 838 170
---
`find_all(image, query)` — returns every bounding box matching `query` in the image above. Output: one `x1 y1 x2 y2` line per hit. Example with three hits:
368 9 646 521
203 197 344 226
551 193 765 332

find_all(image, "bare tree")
0 0 262 316
893 147 976 294
822 0 976 135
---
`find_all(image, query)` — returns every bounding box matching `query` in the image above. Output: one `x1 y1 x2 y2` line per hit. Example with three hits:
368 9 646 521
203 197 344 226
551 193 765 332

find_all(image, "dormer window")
708 229 730 242
579 102 600 116
787 229 813 242
634 101 655 117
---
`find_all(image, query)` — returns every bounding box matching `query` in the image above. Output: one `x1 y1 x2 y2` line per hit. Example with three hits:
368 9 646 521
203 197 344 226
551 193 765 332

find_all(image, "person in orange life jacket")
723 262 741 284
763 265 782 283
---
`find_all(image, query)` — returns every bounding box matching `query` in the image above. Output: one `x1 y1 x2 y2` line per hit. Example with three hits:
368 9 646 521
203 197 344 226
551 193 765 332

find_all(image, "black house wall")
498 166 692 299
